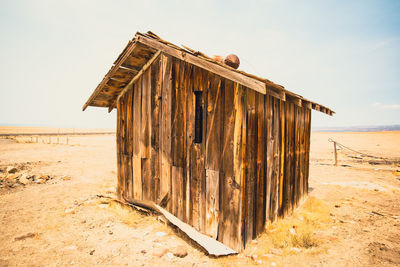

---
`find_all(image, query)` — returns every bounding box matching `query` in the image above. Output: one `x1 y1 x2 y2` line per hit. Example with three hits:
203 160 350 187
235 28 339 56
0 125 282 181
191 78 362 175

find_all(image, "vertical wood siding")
116 53 312 252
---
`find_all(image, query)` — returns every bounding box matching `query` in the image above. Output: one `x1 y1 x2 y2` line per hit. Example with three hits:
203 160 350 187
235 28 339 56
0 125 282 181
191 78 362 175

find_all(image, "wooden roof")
83 31 334 116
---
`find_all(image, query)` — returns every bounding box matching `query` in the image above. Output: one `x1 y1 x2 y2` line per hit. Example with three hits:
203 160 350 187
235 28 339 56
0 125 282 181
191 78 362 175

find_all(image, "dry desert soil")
1 127 400 266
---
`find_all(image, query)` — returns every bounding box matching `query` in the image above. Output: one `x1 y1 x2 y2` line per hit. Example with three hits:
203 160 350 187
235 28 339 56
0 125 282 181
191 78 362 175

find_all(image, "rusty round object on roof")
224 54 240 69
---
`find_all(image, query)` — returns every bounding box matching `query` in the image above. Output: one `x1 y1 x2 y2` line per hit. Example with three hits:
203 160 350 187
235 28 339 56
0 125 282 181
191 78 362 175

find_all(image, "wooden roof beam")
82 42 139 111
117 65 139 74
135 35 270 96
266 85 286 101
312 103 320 111
286 94 302 107
108 50 161 112
302 100 312 109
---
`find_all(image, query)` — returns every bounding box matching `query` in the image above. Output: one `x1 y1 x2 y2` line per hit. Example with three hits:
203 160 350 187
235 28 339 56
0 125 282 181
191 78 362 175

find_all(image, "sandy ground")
0 130 399 266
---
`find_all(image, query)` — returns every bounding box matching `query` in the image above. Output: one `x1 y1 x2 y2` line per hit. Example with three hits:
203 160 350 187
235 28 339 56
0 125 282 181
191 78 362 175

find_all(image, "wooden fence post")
333 142 338 166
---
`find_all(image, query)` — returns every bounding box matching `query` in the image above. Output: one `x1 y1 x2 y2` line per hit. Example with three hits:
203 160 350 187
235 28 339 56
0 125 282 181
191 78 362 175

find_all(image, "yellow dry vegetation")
236 198 330 263
216 197 333 266
254 197 332 253
107 200 172 235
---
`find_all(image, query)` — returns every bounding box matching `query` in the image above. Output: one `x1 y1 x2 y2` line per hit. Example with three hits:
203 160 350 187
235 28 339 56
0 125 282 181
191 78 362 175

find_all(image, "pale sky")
1 0 399 129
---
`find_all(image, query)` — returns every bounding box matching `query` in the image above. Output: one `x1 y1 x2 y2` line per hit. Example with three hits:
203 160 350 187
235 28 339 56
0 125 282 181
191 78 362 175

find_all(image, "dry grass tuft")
244 196 332 260
107 200 151 228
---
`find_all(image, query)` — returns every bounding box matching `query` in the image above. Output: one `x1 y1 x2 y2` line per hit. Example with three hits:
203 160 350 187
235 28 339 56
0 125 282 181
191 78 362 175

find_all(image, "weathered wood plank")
288 103 295 214
184 63 194 223
132 156 141 200
120 93 128 199
205 74 222 171
265 95 273 221
190 143 204 230
123 154 133 200
151 58 162 202
160 54 172 210
218 81 244 252
170 58 185 219
245 89 256 242
142 158 151 201
272 98 281 221
255 93 265 236
299 108 305 202
141 68 151 158
116 98 123 199
305 109 311 195
136 35 267 95
180 61 189 222
283 103 293 216
279 100 285 216
171 166 184 220
133 77 143 200
155 204 237 256
141 68 152 201
205 169 219 238
125 88 134 199
293 106 301 207
171 58 184 167
199 68 209 232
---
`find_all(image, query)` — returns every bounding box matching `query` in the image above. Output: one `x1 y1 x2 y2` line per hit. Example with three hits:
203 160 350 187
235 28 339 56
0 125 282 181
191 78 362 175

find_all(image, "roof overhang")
83 31 334 116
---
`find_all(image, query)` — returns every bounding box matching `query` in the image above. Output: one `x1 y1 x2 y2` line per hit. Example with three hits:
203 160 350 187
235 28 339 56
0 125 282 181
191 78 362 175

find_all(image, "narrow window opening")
194 91 203 143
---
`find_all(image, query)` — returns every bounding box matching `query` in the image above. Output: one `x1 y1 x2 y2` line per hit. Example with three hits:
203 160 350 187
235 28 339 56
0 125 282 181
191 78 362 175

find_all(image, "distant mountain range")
312 124 400 132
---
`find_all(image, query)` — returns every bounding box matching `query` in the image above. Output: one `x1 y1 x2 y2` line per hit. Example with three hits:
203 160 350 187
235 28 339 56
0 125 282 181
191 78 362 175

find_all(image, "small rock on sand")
152 248 168 257
6 166 18 174
19 174 30 185
172 245 188 258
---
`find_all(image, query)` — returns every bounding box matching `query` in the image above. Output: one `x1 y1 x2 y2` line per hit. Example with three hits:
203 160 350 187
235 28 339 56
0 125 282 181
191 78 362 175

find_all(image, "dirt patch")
368 241 400 265
0 161 63 193
1 129 400 266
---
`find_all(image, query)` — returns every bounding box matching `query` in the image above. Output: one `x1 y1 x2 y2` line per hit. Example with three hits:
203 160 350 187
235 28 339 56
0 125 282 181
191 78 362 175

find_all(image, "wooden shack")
83 31 334 252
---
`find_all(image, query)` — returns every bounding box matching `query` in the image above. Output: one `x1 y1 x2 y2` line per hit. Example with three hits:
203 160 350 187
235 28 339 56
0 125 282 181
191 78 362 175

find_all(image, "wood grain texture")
265 95 273 221
172 166 184 220
244 89 256 242
205 169 219 238
133 77 143 200
255 93 265 237
125 88 134 199
184 63 194 223
190 143 204 230
151 58 162 202
141 68 152 201
205 74 222 171
271 98 281 221
279 100 285 216
141 68 151 159
116 98 123 199
160 54 172 210
218 81 244 252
